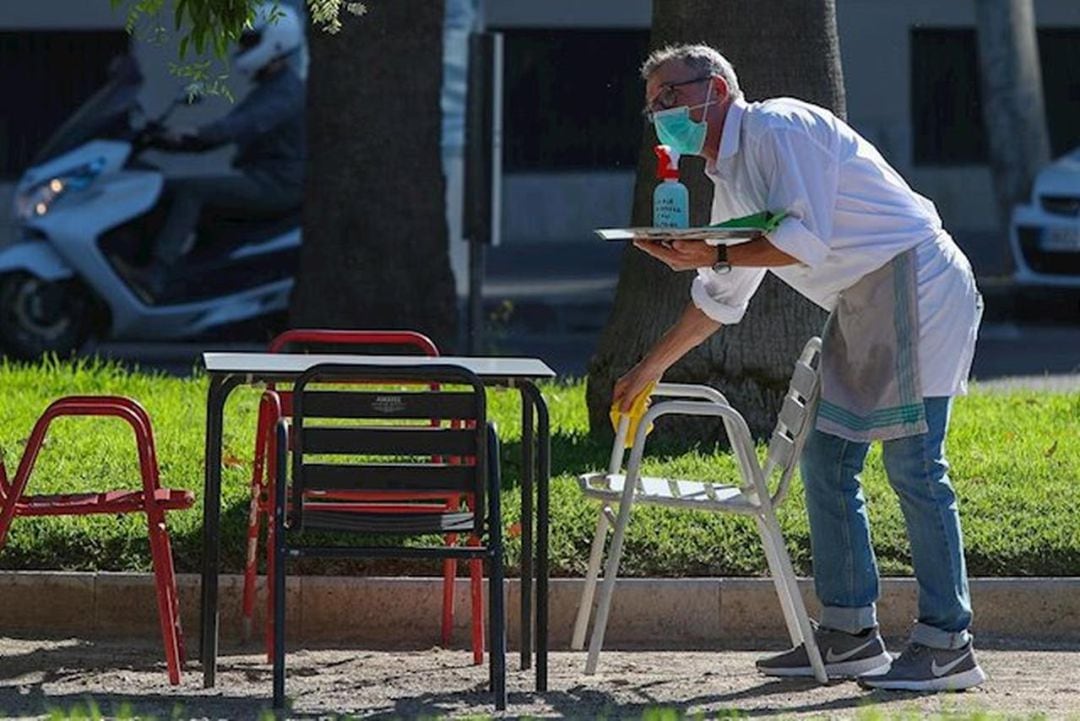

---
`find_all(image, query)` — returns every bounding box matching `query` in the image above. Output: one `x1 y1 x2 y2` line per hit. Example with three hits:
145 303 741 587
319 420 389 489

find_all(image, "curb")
1 572 1077 649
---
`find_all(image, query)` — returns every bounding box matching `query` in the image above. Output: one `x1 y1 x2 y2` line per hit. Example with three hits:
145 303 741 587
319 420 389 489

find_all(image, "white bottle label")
654 192 688 228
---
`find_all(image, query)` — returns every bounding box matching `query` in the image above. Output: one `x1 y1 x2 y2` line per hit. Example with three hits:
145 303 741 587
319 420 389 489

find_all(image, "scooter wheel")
0 273 93 360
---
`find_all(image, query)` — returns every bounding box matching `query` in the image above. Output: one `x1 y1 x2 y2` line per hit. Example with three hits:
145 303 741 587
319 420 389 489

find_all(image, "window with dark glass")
0 30 130 178
911 27 1080 166
500 28 650 172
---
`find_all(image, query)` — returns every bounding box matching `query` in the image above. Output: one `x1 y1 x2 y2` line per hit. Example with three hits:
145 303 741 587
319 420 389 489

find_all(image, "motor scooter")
1 55 300 359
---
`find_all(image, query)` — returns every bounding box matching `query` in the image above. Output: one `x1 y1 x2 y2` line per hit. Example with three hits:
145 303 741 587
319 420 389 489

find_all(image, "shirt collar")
716 96 748 161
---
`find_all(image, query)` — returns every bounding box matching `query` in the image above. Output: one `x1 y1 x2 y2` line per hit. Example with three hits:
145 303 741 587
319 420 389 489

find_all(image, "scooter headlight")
14 157 107 222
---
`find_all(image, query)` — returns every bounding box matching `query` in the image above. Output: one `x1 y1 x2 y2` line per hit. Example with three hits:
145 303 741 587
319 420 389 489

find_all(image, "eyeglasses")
642 76 711 121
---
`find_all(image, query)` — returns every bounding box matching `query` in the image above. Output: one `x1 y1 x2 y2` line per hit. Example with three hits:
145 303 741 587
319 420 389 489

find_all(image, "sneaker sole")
858 665 987 692
758 651 893 680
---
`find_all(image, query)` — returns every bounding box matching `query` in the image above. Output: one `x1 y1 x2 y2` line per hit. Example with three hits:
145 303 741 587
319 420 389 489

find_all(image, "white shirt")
693 97 982 396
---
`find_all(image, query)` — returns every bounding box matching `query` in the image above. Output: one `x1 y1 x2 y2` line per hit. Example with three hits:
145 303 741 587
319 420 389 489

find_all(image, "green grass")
33 700 1060 721
0 357 1077 578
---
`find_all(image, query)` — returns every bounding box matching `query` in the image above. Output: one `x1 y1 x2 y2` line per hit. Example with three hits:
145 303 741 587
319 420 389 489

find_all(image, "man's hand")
161 127 196 146
635 234 801 270
633 238 721 271
145 126 199 151
613 358 665 413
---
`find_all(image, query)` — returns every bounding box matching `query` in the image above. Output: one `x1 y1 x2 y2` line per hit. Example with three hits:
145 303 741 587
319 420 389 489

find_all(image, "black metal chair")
270 363 507 711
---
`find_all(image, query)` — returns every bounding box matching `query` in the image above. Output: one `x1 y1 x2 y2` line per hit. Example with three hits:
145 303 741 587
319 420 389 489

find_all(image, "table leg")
522 382 550 692
520 391 534 669
200 374 233 688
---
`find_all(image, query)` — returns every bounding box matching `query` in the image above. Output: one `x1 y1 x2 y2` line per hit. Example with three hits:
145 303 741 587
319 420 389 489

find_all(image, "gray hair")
640 44 743 99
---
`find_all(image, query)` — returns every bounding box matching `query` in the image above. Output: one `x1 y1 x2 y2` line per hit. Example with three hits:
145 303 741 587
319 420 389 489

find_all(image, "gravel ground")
1 637 1079 719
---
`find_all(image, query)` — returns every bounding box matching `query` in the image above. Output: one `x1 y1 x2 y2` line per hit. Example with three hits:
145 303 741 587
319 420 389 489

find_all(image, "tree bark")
974 0 1051 233
586 0 846 441
289 0 459 351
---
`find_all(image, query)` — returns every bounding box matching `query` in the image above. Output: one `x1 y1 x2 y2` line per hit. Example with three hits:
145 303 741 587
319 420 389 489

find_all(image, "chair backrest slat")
303 390 478 420
301 462 475 492
766 430 796 470
776 395 810 438
269 329 439 357
769 340 822 506
289 363 488 533
301 426 477 456
789 362 818 399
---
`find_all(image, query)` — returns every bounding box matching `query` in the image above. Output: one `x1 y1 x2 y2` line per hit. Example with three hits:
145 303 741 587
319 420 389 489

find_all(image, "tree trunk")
586 0 846 441
974 0 1051 234
289 0 459 351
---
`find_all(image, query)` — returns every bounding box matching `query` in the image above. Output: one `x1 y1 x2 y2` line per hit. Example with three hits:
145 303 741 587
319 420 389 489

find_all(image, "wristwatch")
712 244 732 274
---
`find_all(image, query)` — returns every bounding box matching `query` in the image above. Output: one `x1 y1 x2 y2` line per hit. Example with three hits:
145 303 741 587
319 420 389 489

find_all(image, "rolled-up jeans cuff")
911 622 971 650
821 605 877 634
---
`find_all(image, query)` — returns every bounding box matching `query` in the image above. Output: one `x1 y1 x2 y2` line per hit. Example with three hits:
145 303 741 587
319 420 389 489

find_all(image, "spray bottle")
653 144 688 229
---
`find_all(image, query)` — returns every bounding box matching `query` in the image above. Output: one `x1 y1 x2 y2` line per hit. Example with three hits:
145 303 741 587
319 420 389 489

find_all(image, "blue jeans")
800 396 972 650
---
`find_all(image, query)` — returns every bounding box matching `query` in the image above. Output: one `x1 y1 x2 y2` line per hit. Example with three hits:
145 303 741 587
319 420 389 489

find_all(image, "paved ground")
1 637 1078 719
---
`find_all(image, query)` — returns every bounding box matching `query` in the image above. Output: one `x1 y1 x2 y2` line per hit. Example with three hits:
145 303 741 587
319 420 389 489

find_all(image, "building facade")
2 0 1078 267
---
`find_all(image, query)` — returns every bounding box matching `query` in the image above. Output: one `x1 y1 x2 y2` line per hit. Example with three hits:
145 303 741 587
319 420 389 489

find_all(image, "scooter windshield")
32 54 143 165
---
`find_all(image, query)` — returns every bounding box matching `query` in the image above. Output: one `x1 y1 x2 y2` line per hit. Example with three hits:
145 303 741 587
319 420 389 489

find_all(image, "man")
614 44 985 692
137 2 306 300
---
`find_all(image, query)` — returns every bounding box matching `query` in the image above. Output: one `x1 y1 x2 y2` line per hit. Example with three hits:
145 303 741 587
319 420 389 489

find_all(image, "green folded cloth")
710 211 787 233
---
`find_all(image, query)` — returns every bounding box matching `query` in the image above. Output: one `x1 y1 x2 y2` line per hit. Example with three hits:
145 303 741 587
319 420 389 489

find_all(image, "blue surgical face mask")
652 82 714 156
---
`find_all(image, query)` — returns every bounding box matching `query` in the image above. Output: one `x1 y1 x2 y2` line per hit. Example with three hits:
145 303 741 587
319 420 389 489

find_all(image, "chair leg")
263 418 283 663
441 534 458 648
571 505 610 651
755 515 803 647
0 486 21 549
241 493 264 643
245 399 272 643
468 535 485 666
272 486 287 705
145 506 183 685
585 500 632 675
264 507 277 662
758 507 828 684
159 524 186 665
485 427 507 711
488 545 507 710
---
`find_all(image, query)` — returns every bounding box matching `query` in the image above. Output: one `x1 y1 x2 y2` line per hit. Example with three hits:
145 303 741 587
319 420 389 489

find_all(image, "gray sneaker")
756 624 892 679
857 641 987 691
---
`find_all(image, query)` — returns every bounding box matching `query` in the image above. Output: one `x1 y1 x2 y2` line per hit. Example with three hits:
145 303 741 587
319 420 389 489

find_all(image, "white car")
1010 147 1080 286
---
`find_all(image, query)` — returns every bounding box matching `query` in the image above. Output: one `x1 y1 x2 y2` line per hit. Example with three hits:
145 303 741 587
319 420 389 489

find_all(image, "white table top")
202 352 556 380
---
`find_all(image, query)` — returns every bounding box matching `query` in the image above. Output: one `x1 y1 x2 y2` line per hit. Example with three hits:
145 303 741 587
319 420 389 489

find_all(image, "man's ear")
711 75 729 103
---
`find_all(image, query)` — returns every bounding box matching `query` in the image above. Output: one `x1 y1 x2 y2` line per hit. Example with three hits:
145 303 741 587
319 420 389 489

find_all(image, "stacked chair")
242 329 485 663
572 337 828 683
0 396 192 684
269 363 508 710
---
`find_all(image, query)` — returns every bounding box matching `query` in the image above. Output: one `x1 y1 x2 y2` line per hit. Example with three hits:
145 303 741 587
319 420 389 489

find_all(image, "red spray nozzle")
654 144 681 180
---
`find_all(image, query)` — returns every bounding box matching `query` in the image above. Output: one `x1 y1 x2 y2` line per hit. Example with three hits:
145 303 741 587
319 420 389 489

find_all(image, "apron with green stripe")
816 248 928 442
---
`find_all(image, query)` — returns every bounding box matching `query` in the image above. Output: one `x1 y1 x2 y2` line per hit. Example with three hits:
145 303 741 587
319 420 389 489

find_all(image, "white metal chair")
571 337 827 683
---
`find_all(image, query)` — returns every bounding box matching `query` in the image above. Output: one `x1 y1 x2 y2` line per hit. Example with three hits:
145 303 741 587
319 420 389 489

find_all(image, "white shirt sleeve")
690 266 767 324
756 128 838 267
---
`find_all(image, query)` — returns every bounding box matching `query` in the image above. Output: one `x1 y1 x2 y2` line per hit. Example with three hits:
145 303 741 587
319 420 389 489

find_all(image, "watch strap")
712 244 731 273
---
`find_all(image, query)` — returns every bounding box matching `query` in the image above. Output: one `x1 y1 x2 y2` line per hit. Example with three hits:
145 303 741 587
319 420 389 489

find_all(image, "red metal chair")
0 396 192 685
242 329 485 664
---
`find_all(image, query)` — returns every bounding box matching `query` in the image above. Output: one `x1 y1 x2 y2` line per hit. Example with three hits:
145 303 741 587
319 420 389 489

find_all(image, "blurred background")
0 0 1077 380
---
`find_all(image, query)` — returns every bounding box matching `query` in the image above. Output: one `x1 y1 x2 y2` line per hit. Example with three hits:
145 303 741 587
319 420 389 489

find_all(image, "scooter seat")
196 205 302 247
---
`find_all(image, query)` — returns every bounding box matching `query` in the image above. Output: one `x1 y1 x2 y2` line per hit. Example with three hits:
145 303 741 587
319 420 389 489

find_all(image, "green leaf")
173 0 187 30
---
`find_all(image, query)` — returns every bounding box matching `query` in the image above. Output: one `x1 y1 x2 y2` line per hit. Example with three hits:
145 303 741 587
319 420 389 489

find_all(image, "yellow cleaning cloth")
610 381 656 448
